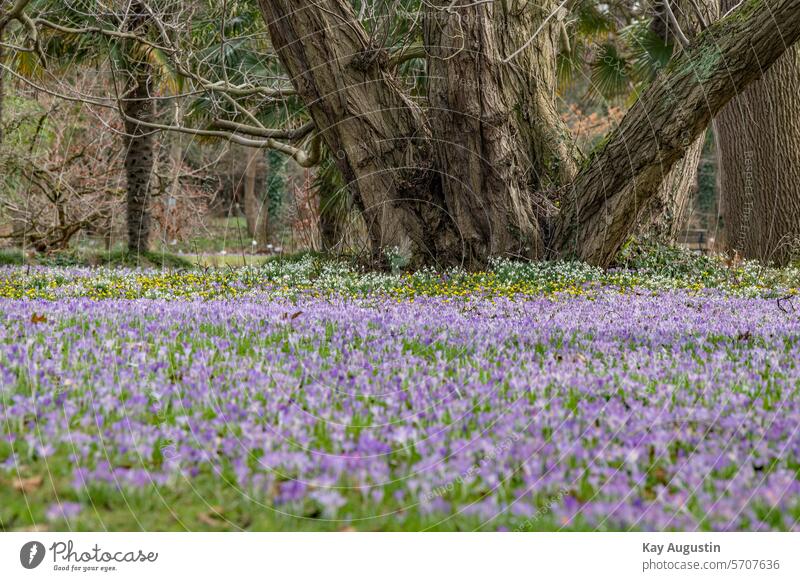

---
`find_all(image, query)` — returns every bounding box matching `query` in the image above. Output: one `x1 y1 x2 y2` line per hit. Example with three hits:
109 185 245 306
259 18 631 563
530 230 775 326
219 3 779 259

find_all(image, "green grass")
0 467 576 532
95 250 194 269
0 248 193 269
165 216 255 254
0 249 24 265
185 253 273 268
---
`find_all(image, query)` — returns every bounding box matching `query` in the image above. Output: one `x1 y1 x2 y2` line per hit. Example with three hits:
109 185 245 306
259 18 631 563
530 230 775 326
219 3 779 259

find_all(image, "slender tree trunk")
714 1 800 264
122 2 155 256
166 101 183 242
123 66 155 255
243 146 268 249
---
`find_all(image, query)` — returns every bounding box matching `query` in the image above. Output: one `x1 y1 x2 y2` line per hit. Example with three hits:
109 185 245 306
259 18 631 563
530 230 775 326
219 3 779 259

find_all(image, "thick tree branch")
388 44 425 67
552 0 800 266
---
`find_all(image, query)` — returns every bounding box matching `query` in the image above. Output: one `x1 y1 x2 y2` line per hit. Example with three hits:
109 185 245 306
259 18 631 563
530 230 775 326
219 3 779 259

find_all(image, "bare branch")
210 119 315 141
116 108 321 166
32 17 172 52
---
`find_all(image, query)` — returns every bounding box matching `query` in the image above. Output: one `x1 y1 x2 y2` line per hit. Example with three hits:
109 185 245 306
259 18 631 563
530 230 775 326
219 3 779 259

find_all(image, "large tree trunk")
423 1 576 264
122 6 154 255
715 1 800 265
243 146 268 249
257 0 456 266
259 0 800 268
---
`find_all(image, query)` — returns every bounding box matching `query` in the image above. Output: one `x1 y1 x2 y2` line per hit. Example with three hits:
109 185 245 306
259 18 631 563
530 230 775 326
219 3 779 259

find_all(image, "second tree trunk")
715 0 800 265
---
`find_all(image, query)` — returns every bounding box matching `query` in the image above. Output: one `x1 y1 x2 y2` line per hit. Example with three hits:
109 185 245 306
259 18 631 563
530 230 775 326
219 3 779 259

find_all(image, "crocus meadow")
1 259 799 531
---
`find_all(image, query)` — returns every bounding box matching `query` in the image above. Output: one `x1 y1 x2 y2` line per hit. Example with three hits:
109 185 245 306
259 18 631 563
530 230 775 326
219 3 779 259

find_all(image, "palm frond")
622 21 674 82
589 43 631 100
574 1 616 39
557 42 586 90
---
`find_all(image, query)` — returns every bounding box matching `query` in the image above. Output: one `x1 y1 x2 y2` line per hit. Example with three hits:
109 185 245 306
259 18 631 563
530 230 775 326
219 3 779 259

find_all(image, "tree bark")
635 136 704 242
715 1 800 264
243 146 269 249
422 1 575 264
123 68 155 255
635 0 718 242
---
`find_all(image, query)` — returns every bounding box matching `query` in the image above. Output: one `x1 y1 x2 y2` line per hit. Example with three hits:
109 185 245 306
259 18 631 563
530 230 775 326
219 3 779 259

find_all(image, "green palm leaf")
623 21 674 81
589 43 631 99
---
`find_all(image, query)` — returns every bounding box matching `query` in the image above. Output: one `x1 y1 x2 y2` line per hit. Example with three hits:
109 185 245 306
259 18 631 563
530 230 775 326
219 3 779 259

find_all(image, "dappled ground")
1 252 800 531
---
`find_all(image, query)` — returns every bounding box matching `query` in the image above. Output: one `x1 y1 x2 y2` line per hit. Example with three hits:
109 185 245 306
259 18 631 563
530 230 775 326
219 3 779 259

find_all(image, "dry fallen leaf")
13 475 43 493
198 506 226 527
197 514 221 527
14 524 50 532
